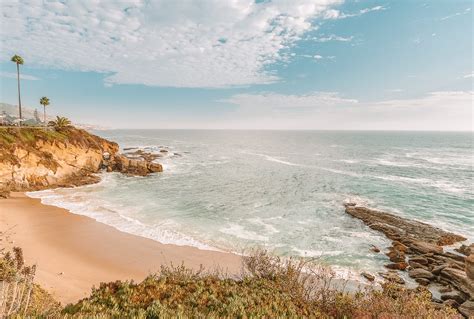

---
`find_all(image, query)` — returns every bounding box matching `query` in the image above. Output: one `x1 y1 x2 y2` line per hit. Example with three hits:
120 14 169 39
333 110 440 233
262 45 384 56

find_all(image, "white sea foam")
370 174 467 194
27 188 220 252
243 151 305 167
247 218 280 234
219 224 269 241
292 248 343 258
343 196 375 207
338 159 359 164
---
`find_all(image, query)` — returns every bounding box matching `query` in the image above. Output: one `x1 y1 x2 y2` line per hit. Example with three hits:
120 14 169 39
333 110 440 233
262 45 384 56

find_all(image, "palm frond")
10 55 24 65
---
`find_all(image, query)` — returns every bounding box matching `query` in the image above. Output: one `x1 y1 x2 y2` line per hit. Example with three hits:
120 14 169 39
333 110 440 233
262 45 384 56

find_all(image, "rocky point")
345 203 473 317
0 127 163 192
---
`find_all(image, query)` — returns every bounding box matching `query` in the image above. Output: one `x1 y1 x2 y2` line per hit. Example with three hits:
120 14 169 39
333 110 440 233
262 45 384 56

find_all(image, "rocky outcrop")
104 153 163 176
344 203 466 246
0 127 163 191
345 203 473 317
459 300 474 318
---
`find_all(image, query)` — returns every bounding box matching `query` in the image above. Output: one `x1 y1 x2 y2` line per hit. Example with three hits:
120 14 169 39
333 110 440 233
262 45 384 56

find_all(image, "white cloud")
323 5 385 20
0 71 40 81
216 91 473 130
464 73 474 79
300 54 333 60
0 0 343 88
441 7 471 21
312 34 353 42
221 92 358 110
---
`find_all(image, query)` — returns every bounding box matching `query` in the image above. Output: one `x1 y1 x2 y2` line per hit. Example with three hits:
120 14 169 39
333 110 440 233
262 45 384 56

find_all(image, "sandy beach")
0 192 241 305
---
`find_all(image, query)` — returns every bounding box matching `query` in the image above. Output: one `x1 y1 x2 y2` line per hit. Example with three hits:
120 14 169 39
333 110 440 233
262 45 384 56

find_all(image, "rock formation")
0 127 162 191
345 203 473 317
103 153 163 176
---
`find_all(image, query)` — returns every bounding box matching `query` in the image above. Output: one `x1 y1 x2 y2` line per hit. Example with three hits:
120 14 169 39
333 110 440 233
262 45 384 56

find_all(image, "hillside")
0 127 162 191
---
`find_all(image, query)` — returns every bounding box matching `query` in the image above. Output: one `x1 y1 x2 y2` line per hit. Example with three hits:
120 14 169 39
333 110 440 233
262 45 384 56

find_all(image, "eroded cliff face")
0 127 119 191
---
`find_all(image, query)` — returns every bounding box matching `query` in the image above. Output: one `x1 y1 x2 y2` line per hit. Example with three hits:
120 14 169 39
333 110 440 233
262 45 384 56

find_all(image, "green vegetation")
0 127 114 158
0 127 68 146
63 250 458 318
48 116 72 131
0 247 460 318
10 55 24 125
0 247 61 317
40 96 50 127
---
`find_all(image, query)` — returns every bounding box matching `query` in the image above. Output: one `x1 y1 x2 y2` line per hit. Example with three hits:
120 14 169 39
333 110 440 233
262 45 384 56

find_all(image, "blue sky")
0 0 472 130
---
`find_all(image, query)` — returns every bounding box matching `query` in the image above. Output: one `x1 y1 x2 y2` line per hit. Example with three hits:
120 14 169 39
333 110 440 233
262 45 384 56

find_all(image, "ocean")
28 130 473 278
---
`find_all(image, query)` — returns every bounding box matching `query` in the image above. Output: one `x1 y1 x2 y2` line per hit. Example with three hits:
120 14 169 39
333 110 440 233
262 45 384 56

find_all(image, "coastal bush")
48 116 72 131
0 247 61 317
63 249 460 319
0 127 68 146
0 126 115 153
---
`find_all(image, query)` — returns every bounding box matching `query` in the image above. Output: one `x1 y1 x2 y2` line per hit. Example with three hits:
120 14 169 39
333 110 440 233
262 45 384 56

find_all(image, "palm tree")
39 97 50 127
48 116 72 130
11 55 24 126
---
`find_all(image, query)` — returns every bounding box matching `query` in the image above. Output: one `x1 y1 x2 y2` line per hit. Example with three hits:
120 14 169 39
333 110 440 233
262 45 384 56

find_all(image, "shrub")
63 249 460 318
0 247 61 317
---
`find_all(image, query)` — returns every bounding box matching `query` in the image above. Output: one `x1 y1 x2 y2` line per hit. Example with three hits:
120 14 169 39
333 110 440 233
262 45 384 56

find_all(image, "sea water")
28 130 473 277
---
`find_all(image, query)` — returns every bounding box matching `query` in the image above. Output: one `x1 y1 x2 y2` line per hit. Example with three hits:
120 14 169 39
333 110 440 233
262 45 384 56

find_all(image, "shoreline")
0 192 241 304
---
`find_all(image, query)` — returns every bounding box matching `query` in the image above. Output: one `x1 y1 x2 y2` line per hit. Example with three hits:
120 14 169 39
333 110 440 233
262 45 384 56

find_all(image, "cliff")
0 127 162 191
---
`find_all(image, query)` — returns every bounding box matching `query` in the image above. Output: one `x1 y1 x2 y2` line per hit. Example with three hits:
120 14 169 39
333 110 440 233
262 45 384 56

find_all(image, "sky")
0 0 472 130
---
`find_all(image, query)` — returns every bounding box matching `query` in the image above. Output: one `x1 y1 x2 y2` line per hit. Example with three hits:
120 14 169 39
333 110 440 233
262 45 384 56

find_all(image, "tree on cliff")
48 116 71 130
10 55 24 126
40 97 50 127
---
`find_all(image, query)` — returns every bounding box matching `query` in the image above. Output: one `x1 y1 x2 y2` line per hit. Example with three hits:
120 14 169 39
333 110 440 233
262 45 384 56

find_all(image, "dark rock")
393 241 408 252
409 257 428 265
344 202 471 307
147 162 163 173
385 262 409 270
432 264 448 275
459 300 474 318
441 251 468 263
456 244 474 256
408 240 443 255
415 278 431 286
379 271 405 284
440 267 474 299
344 204 466 245
440 290 467 304
361 272 375 282
409 261 427 269
387 248 406 263
408 268 435 280
439 286 453 293
466 254 474 281
109 153 162 176
370 245 380 253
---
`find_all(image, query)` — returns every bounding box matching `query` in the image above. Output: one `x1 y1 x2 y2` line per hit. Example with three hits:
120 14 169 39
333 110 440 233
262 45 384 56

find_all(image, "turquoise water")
30 130 474 277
